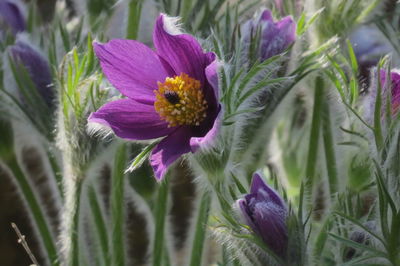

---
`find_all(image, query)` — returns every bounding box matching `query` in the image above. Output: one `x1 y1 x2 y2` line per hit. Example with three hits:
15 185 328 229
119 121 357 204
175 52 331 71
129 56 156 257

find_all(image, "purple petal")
276 16 296 45
252 201 288 258
88 98 174 140
237 198 258 231
93 40 169 104
189 56 221 151
250 173 285 208
260 9 273 22
204 54 219 101
153 14 209 84
259 14 296 60
391 71 400 111
0 0 25 34
190 113 220 152
150 129 192 180
9 40 54 108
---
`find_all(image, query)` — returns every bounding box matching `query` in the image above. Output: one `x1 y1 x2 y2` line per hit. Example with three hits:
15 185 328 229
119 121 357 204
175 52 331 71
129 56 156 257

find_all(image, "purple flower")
9 39 54 108
236 173 288 259
379 69 400 115
0 0 25 35
350 26 395 86
242 9 296 61
89 14 221 180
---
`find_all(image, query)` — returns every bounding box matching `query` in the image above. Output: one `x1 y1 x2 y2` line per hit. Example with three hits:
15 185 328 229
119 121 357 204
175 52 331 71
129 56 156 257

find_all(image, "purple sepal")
237 173 288 259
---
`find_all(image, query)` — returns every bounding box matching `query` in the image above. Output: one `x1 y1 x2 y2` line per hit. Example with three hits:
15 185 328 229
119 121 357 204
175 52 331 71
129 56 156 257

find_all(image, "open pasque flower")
242 9 296 61
89 14 221 180
236 173 288 259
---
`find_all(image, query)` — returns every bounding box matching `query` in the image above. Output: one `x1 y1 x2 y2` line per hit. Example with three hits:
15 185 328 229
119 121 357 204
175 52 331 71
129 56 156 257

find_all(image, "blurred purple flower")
237 173 288 259
242 9 296 61
365 69 400 122
379 69 400 115
9 39 54 108
350 26 395 87
89 14 221 180
0 0 25 35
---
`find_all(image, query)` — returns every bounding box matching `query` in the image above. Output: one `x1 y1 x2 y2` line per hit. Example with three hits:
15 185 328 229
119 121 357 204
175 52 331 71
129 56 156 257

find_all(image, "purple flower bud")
9 39 54 108
242 9 296 61
236 173 288 259
379 69 400 115
0 0 25 35
350 26 396 86
345 221 376 260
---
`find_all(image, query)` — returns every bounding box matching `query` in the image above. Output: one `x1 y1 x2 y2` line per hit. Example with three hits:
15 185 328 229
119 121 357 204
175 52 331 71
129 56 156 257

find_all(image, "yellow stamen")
154 73 208 127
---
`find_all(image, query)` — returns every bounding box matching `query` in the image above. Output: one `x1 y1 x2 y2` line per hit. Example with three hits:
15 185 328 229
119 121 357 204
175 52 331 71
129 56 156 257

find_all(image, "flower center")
154 73 208 127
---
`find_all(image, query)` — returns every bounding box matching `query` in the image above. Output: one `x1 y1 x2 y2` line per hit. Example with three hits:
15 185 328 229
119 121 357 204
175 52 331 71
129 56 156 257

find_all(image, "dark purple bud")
9 40 54 108
0 0 25 35
350 26 395 87
365 69 400 121
345 221 376 260
242 9 296 61
237 173 288 259
379 70 400 115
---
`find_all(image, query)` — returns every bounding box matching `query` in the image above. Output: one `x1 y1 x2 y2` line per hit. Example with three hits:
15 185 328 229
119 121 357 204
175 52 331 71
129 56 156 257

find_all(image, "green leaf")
125 141 159 173
334 211 386 247
59 20 71 52
346 40 359 75
328 233 387 259
374 62 385 151
7 155 59 265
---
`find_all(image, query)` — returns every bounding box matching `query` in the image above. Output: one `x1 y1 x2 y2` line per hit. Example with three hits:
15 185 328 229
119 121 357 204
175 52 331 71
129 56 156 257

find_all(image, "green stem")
189 191 212 266
111 144 127 266
68 180 83 266
153 177 170 266
88 186 109 266
387 211 400 265
7 155 59 265
322 94 338 196
305 76 324 208
46 150 63 200
126 0 142 40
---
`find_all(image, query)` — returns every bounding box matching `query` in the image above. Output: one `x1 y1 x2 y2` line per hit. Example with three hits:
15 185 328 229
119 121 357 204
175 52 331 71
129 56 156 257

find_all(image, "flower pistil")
154 73 208 127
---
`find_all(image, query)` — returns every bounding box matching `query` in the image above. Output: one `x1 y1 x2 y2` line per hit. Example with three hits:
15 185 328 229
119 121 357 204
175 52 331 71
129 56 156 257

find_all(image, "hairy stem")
153 177 170 266
189 191 212 266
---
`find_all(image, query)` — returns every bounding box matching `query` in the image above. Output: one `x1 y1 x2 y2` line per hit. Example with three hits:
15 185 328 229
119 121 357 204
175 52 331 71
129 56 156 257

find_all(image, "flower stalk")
189 191 212 266
152 176 170 266
110 143 127 266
